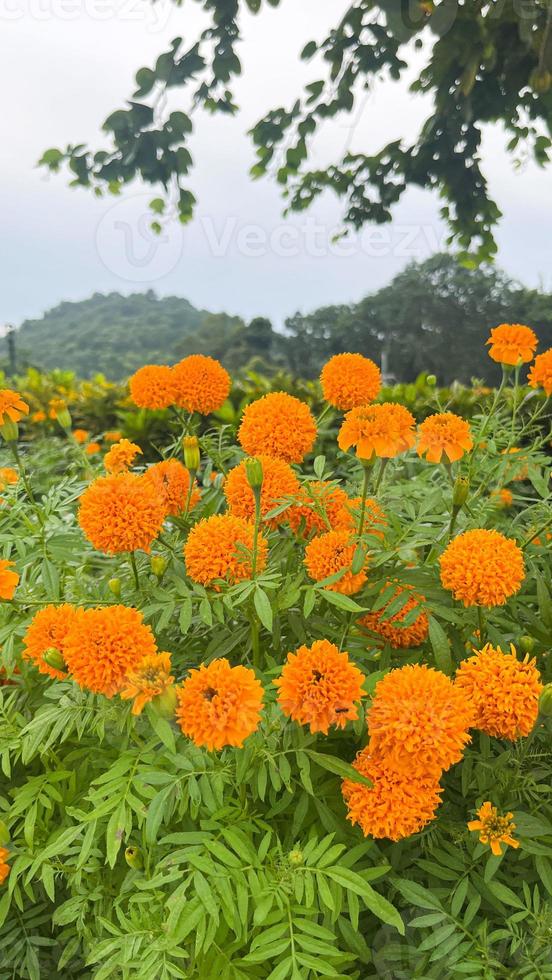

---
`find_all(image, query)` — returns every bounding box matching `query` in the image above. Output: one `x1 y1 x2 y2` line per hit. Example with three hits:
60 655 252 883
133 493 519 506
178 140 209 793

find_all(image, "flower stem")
373 457 388 496
357 463 372 537
129 552 140 591
477 606 487 645
251 487 262 578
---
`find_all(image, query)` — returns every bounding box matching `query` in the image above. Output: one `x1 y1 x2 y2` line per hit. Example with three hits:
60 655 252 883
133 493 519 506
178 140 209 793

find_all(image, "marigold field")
0 329 551 979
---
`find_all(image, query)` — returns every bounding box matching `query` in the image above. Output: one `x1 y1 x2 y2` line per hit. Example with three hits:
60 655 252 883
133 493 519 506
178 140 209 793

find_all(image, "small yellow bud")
56 407 72 430
288 849 304 867
124 846 144 870
108 577 122 597
183 436 200 472
150 555 167 579
426 374 437 387
43 648 67 672
530 68 552 94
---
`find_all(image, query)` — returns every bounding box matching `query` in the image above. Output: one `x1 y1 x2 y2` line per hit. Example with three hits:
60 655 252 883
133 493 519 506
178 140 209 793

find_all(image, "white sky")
1 0 551 329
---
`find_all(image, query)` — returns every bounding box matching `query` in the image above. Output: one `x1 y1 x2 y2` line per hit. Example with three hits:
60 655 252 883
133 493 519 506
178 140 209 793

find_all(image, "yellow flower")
468 801 519 856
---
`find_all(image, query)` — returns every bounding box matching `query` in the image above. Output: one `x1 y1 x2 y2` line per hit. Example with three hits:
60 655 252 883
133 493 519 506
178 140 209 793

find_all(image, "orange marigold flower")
104 429 123 442
48 398 67 421
0 847 10 885
78 473 165 554
144 459 200 516
85 442 101 456
287 481 349 537
22 603 77 680
0 560 19 601
72 428 90 444
129 365 175 410
184 514 267 586
440 528 525 607
224 454 300 528
455 643 542 740
417 412 473 464
320 352 381 410
486 323 537 365
304 528 368 595
175 658 263 750
274 639 365 734
528 347 552 396
359 583 428 649
342 747 443 841
468 801 519 856
338 402 416 460
64 605 157 697
104 438 142 474
120 651 175 715
0 468 18 490
238 392 317 464
367 664 473 777
172 354 231 415
31 411 46 423
0 390 29 425
491 487 513 509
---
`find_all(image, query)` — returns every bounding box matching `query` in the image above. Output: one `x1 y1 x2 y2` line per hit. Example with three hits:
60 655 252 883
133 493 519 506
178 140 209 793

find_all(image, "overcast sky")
1 0 551 329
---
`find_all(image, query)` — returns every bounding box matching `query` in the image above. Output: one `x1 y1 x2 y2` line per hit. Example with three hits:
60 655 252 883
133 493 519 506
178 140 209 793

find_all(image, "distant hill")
9 291 246 378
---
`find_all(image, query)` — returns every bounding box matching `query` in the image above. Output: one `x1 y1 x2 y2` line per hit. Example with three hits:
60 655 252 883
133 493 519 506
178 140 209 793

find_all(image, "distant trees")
5 255 552 383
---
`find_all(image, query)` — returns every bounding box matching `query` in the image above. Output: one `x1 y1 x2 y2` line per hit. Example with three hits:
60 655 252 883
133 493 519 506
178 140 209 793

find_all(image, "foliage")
0 340 550 978
5 256 552 384
39 1 552 261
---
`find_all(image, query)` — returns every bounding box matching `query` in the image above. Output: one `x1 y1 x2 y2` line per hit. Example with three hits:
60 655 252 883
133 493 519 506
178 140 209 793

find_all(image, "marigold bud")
183 436 200 473
539 684 552 718
42 647 67 672
0 420 18 442
245 457 264 491
288 849 304 867
150 555 167 579
108 577 121 597
530 68 551 94
151 685 178 718
426 374 437 387
452 476 470 509
124 846 143 870
56 407 72 430
519 635 536 654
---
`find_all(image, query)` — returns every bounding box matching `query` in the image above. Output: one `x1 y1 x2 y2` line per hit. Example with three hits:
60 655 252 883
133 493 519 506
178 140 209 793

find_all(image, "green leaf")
254 586 273 631
324 868 404 933
306 750 371 786
428 616 452 674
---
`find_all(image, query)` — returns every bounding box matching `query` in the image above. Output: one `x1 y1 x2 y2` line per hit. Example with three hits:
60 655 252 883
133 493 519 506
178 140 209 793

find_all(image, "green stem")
357 463 372 537
251 487 262 578
129 552 140 591
373 457 388 496
316 402 333 427
510 364 521 439
477 606 487 645
251 612 260 671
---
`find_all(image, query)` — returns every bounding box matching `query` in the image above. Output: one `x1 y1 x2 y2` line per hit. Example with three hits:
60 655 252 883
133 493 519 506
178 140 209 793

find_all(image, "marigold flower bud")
426 374 437 387
108 577 122 597
519 635 536 654
245 457 264 491
288 849 304 867
183 436 200 473
0 420 18 442
150 555 167 579
151 685 178 718
530 68 551 94
124 846 143 870
539 684 552 718
42 647 67 672
452 476 470 509
56 407 72 430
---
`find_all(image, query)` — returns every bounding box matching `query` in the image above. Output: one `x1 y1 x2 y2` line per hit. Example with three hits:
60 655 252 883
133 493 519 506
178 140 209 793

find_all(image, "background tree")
40 0 552 261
